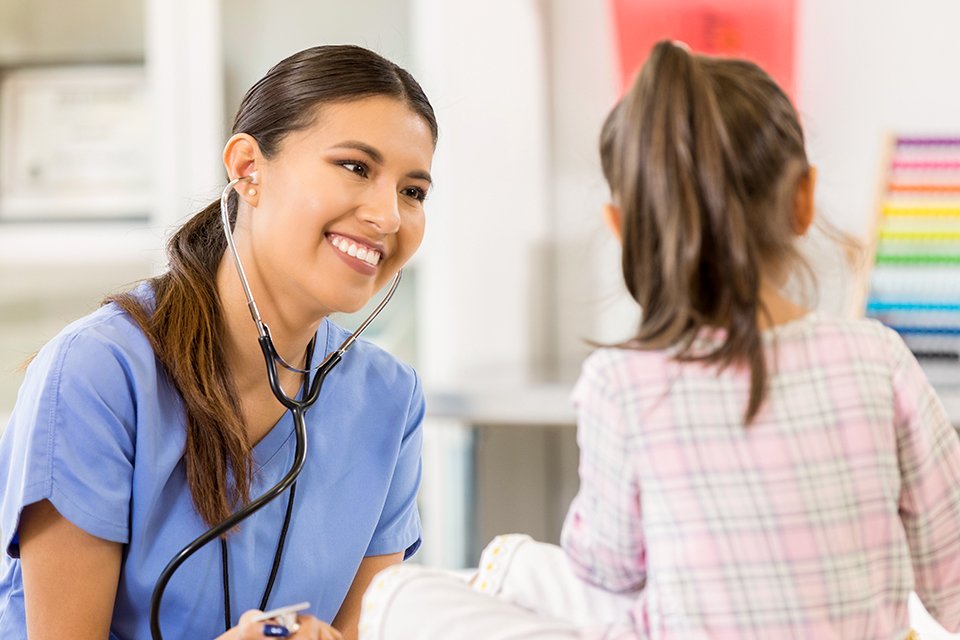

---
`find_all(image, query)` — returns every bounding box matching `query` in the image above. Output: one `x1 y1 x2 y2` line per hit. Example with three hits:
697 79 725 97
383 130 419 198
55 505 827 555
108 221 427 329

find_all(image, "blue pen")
253 601 309 637
263 623 290 637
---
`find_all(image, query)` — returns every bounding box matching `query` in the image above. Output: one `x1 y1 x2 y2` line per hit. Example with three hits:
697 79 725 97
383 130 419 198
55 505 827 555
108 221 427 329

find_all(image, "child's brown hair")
600 40 813 422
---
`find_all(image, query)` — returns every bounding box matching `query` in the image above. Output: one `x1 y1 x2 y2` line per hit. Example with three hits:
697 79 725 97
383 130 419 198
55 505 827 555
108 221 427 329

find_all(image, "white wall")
541 0 960 375
145 1 419 222
5 0 956 396
0 0 142 64
544 0 635 378
222 0 413 130
411 0 552 387
799 0 960 237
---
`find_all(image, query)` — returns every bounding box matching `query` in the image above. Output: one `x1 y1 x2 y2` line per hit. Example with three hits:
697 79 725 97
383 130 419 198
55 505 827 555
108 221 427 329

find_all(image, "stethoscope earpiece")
246 170 259 185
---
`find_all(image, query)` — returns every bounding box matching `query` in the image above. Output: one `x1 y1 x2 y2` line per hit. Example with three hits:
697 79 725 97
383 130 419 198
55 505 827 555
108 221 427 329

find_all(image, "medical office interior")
1 0 960 632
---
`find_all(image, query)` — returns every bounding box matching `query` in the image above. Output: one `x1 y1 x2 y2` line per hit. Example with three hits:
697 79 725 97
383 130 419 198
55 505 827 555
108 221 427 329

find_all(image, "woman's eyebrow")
408 170 433 185
330 140 383 163
331 140 433 184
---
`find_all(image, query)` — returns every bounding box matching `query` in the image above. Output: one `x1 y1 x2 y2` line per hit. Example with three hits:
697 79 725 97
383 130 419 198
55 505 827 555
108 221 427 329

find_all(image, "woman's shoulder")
321 319 420 395
25 284 159 393
1 288 160 556
318 320 424 429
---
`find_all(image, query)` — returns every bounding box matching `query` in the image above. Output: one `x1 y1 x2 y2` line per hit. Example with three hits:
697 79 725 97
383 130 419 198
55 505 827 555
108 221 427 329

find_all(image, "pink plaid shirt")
561 314 960 639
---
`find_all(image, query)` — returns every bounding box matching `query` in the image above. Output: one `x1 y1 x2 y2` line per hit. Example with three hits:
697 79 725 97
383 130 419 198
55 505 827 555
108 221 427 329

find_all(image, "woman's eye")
340 161 368 177
402 186 427 203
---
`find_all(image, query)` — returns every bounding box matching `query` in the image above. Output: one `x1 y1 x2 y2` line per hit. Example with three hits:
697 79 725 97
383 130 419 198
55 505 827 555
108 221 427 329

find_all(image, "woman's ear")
793 165 817 236
223 133 261 205
603 203 623 243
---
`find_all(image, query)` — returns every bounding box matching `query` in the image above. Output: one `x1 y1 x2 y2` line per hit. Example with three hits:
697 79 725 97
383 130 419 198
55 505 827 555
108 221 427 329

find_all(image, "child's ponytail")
604 40 810 423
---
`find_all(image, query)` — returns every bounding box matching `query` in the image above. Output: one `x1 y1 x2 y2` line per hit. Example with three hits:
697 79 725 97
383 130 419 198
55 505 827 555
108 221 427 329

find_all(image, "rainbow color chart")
866 137 960 389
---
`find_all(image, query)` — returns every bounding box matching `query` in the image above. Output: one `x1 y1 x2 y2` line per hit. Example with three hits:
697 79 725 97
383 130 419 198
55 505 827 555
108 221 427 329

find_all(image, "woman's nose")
358 184 401 234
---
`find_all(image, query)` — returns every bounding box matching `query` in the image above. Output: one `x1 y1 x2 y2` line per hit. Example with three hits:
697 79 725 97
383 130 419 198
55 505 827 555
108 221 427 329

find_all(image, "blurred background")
1 0 959 589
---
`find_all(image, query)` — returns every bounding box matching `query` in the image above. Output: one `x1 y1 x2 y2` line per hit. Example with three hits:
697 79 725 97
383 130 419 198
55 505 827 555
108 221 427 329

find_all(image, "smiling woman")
226 96 434 320
0 45 437 640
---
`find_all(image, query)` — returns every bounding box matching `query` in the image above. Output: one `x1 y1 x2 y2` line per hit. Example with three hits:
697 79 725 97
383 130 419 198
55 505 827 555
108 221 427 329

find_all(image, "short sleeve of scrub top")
0 295 426 639
365 371 424 560
0 312 141 557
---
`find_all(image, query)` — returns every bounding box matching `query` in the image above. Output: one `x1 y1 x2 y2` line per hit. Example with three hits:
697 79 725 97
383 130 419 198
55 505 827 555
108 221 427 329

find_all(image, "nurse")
0 44 437 639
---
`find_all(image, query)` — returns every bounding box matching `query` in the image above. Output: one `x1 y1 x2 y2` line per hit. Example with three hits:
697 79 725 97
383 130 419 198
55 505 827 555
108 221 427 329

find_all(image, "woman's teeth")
330 235 381 265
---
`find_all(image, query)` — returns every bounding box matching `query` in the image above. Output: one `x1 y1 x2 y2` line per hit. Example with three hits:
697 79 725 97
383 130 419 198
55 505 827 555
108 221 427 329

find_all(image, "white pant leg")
360 535 641 640
360 564 582 640
474 534 637 628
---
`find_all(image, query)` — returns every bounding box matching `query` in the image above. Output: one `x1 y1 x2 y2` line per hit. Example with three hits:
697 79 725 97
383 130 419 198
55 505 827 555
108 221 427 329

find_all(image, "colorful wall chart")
866 137 960 387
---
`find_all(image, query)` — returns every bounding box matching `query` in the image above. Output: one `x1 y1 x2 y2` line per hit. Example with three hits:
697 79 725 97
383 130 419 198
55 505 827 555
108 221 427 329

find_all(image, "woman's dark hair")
108 45 437 527
600 40 811 423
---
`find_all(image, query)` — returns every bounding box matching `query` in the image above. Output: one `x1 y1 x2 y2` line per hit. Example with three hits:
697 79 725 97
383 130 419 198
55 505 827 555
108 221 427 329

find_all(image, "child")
358 40 960 639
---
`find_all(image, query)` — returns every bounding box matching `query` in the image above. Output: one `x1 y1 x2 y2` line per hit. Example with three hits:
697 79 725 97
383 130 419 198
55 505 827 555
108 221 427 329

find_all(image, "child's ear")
603 203 623 243
793 165 817 236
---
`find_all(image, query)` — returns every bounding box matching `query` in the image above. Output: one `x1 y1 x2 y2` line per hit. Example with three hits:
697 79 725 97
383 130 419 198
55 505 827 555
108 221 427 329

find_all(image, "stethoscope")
149 173 402 639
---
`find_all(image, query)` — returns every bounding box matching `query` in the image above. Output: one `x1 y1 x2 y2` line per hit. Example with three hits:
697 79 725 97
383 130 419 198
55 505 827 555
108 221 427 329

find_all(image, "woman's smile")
327 232 382 275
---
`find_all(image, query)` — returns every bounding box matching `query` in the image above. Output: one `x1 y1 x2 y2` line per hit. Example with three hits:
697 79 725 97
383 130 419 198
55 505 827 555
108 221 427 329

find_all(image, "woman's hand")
286 613 343 640
219 609 343 640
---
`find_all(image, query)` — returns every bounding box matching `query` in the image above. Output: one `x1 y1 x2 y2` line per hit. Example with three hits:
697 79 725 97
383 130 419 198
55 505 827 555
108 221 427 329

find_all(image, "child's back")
358 40 960 640
563 313 960 637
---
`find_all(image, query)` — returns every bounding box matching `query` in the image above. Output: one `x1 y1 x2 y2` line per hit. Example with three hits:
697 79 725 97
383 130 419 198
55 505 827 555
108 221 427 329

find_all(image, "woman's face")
245 96 434 318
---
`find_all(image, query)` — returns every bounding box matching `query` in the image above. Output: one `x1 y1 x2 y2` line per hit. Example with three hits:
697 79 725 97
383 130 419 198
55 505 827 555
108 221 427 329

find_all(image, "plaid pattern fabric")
561 314 960 639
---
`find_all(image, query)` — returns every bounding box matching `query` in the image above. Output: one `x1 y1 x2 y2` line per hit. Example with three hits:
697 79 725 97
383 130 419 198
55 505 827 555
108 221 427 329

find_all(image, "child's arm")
560 352 646 593
890 333 960 632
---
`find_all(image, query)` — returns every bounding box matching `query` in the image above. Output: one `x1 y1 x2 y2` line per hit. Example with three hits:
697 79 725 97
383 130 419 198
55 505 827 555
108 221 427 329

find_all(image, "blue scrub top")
0 287 423 639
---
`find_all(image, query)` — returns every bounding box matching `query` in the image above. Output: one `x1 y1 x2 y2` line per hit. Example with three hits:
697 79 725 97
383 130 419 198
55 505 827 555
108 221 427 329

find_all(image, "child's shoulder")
582 345 666 370
795 312 907 352
579 345 676 396
771 313 916 379
801 312 890 336
580 314 908 382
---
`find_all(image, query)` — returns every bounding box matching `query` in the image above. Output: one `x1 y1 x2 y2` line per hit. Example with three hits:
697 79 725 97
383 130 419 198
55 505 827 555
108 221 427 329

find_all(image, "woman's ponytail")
109 195 254 526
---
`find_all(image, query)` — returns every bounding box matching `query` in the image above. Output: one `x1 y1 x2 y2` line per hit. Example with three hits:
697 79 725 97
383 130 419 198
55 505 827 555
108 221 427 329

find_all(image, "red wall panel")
610 0 798 98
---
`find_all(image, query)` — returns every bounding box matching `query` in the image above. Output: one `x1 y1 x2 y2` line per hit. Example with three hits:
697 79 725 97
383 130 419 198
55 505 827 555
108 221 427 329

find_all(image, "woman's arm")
19 499 122 640
332 553 402 640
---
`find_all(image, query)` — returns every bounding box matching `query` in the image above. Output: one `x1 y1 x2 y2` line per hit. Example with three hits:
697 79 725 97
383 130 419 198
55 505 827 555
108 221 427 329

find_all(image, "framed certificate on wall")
0 64 151 221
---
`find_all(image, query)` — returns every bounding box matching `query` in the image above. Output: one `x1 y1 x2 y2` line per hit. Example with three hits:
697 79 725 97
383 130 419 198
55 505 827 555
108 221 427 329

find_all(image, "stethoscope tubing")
149 177 400 639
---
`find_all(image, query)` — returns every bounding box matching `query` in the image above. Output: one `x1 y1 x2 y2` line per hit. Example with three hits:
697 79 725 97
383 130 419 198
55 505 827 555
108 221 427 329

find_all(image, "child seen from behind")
359 40 960 640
